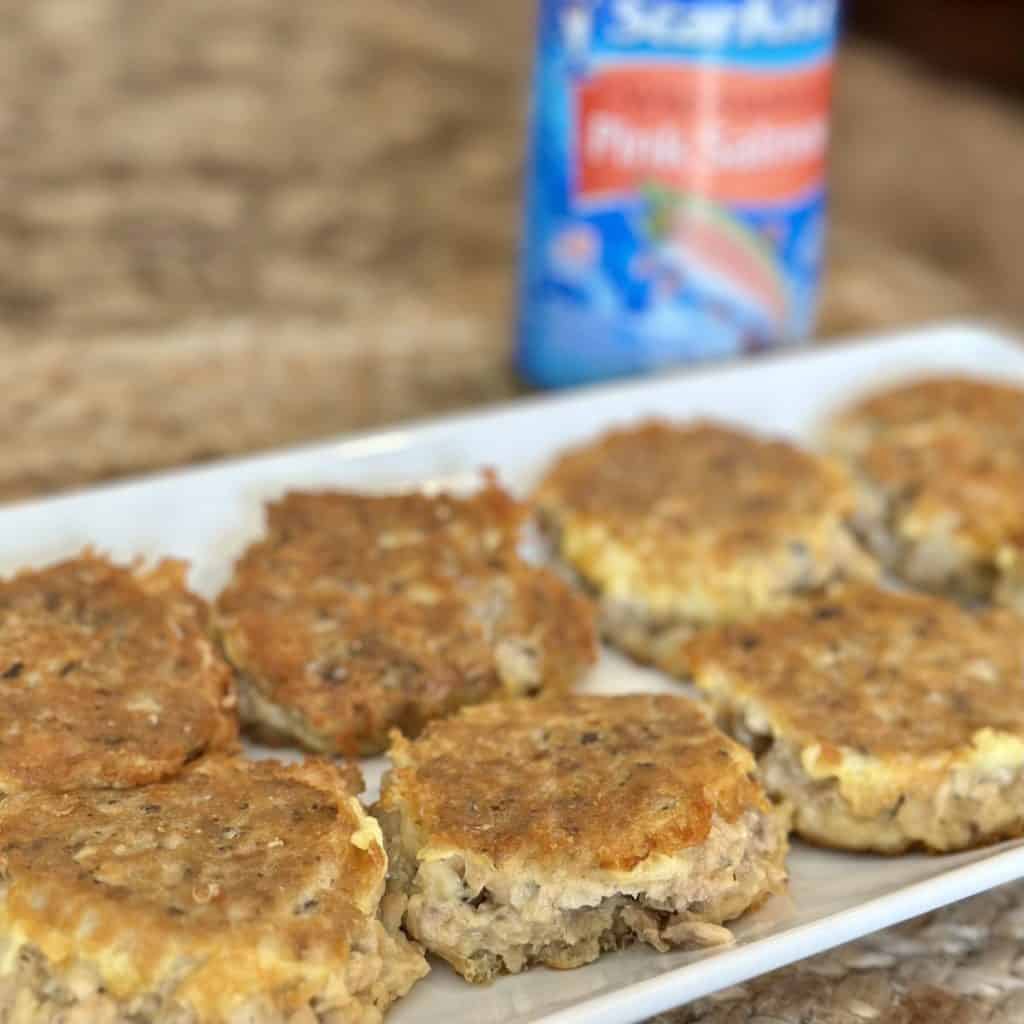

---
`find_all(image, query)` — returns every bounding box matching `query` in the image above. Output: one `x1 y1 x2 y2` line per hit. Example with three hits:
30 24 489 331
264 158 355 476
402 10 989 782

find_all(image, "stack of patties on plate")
535 419 877 668
535 401 1024 858
216 480 792 981
0 554 426 1023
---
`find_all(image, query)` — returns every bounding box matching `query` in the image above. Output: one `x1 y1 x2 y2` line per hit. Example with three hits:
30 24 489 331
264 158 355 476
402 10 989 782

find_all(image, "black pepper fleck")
467 888 491 909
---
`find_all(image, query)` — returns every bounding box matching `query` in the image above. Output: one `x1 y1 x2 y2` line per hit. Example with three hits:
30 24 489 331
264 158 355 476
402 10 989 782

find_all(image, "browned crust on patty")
684 584 1024 760
379 694 771 873
0 553 237 795
535 420 875 632
827 375 1024 605
216 483 597 757
683 584 1024 851
0 758 377 944
0 756 427 1021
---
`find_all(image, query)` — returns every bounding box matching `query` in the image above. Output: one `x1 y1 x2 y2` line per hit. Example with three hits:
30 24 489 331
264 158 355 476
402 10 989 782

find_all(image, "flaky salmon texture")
684 584 1024 854
826 375 1024 610
375 694 790 983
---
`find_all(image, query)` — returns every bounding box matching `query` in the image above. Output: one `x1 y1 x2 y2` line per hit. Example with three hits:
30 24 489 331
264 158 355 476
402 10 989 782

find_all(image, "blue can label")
517 0 840 387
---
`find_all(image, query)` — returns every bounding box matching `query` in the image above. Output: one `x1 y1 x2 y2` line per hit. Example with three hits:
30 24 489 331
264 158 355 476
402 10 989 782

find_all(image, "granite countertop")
1 4 1024 1020
3 1 1022 500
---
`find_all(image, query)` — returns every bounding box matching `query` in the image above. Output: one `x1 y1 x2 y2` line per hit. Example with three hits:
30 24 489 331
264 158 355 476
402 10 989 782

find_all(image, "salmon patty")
535 420 874 670
375 694 789 982
0 553 236 795
0 757 427 1023
217 483 597 756
827 375 1024 609
685 584 1024 853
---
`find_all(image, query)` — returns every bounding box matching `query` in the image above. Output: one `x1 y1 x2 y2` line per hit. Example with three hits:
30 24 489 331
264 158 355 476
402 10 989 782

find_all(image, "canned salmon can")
516 0 841 387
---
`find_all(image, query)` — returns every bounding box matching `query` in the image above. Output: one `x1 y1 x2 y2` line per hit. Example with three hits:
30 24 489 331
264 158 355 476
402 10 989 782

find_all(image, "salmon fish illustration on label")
517 0 840 387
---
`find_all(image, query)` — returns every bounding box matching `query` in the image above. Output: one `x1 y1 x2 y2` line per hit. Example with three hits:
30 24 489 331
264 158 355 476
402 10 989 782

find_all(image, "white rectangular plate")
4 322 1024 1024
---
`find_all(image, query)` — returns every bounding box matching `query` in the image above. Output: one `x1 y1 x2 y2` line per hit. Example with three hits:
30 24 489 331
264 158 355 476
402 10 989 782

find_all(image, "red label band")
574 61 832 206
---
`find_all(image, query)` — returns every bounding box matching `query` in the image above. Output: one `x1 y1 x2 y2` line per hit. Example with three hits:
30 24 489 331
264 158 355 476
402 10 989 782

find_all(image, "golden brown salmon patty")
0 554 237 796
826 375 1024 609
375 695 789 983
684 584 1024 853
535 420 875 668
216 484 597 756
0 757 428 1024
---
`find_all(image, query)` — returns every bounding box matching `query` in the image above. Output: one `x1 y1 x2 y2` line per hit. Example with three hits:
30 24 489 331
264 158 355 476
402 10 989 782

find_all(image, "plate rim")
3 317 1019 516
540 840 1024 1024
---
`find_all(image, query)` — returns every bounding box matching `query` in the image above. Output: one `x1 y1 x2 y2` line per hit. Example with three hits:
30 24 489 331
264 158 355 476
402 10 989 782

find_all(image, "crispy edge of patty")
0 757 428 1023
216 489 597 757
534 421 877 633
0 553 238 795
375 800 789 983
538 512 871 674
850 477 1023 610
821 440 1003 605
223 585 597 757
373 696 790 981
0 917 426 1024
697 671 1024 854
825 383 1024 607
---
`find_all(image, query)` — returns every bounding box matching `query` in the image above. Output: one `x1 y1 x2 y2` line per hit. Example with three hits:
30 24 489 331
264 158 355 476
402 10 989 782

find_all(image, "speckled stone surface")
0 7 1022 1016
0 1 528 343
0 2 998 346
0 0 1000 499
0 2 1007 501
658 880 1024 1024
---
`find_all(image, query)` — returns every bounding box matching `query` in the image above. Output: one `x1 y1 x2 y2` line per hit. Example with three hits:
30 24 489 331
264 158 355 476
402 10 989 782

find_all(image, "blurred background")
0 0 1021 500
